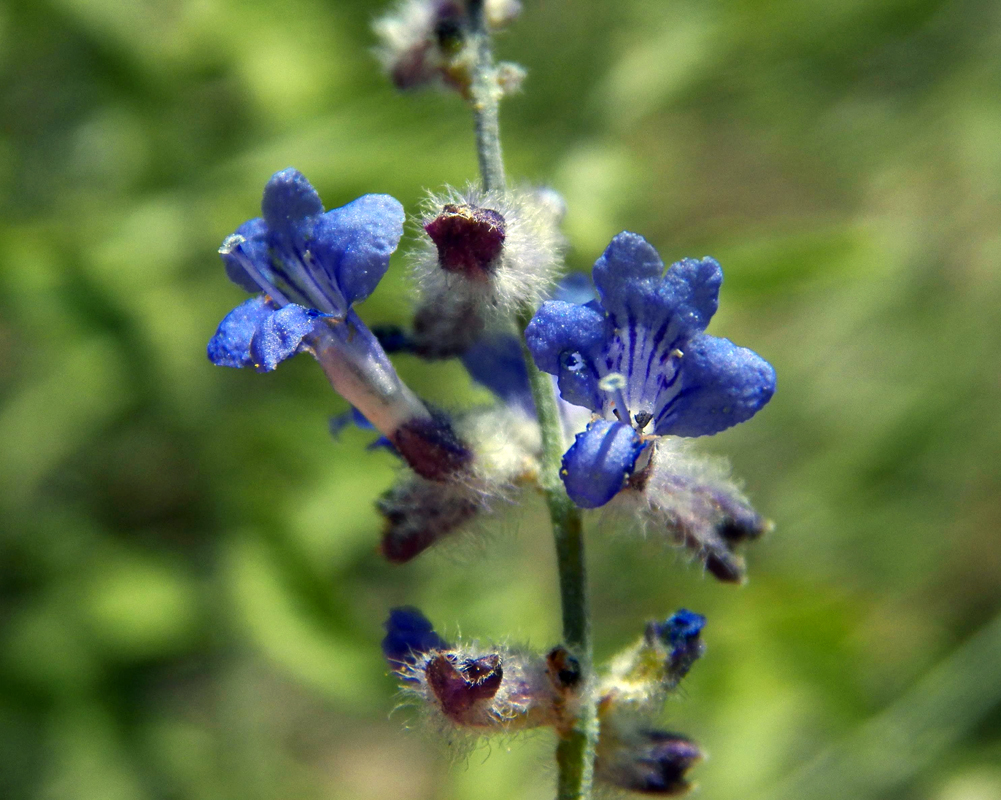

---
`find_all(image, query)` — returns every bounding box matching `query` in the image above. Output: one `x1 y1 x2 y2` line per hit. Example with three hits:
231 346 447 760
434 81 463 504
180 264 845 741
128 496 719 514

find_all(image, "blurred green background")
2 0 1000 798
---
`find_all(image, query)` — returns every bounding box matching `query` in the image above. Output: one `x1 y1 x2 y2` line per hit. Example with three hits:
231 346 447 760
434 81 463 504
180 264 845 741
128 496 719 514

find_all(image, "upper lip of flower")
219 167 406 319
526 230 776 440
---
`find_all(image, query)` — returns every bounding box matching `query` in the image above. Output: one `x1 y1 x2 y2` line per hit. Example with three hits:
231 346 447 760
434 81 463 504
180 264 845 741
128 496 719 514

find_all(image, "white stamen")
599 373 630 424
222 237 292 307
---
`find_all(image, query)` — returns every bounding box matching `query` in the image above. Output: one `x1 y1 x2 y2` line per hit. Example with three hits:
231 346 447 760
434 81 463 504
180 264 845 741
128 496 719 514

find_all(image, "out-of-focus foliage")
2 0 1000 798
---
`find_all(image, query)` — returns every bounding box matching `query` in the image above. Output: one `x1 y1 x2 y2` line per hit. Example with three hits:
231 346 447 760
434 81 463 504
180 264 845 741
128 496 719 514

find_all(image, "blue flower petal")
207 295 274 368
249 303 323 372
561 420 647 509
660 609 706 648
655 334 776 436
309 193 406 308
382 607 448 672
592 231 665 291
460 333 534 414
221 218 269 294
526 299 608 411
261 167 323 232
219 170 404 316
594 232 722 339
663 256 723 335
553 271 596 305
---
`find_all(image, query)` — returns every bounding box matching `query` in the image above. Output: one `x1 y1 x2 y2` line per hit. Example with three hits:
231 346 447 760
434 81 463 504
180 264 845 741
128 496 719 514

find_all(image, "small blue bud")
647 609 706 688
382 607 448 672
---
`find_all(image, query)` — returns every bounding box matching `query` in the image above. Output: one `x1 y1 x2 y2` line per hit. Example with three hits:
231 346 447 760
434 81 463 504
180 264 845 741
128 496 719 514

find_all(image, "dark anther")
633 410 653 430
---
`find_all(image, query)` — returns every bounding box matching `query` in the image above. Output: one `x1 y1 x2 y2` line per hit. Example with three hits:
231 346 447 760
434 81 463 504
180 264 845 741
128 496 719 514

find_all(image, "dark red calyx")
426 653 503 719
424 203 506 280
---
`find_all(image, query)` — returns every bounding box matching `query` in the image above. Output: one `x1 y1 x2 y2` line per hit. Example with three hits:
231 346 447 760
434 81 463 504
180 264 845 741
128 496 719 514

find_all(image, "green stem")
465 7 596 796
466 0 506 192
517 310 598 800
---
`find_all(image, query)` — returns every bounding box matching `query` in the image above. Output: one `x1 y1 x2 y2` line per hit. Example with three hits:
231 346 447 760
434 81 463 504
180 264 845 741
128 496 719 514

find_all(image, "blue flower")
208 167 405 373
208 169 472 482
526 232 775 508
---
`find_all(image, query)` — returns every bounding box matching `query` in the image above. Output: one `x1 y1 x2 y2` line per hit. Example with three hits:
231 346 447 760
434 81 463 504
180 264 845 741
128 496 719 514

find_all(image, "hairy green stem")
518 320 599 800
466 0 506 192
466 6 597 796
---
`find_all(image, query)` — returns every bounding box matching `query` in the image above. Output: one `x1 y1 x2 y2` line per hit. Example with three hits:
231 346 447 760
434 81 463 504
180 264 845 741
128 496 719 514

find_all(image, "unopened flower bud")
425 203 507 279
496 61 527 95
615 439 771 583
379 406 541 562
413 185 566 317
485 0 522 27
601 609 706 709
391 411 473 481
546 645 583 691
645 609 706 689
379 476 482 563
596 716 703 796
373 0 520 94
374 1 471 93
383 609 565 733
426 652 504 721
